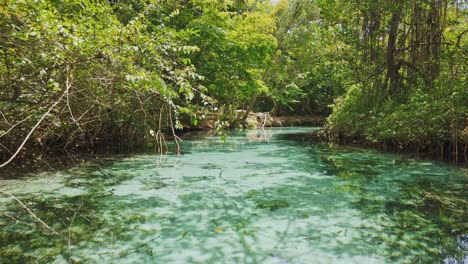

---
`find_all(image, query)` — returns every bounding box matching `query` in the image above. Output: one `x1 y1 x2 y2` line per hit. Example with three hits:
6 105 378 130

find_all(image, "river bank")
196 112 466 165
297 128 467 165
196 112 325 130
1 111 464 177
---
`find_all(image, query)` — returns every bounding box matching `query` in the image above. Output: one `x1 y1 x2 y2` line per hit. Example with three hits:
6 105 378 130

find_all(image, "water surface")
0 128 466 263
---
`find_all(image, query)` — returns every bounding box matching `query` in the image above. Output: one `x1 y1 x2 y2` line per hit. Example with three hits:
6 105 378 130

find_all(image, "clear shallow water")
0 127 466 263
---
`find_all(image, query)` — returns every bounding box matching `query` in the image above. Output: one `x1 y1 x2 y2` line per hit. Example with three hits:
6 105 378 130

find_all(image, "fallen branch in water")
114 236 160 259
3 212 35 227
68 202 83 251
0 190 59 235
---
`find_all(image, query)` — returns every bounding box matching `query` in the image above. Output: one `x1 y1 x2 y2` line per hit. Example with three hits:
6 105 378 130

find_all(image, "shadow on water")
279 132 467 263
0 128 466 263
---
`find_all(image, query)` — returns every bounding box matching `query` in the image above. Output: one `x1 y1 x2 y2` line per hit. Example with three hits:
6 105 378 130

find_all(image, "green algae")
255 200 290 211
0 127 466 263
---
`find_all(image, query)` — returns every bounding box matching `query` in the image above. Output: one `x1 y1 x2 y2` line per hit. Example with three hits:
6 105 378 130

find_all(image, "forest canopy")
0 0 467 166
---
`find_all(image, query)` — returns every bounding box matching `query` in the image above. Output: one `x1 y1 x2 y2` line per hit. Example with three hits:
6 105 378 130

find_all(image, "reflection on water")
0 128 466 263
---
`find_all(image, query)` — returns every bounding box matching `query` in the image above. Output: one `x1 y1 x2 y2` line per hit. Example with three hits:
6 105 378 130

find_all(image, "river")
0 127 466 263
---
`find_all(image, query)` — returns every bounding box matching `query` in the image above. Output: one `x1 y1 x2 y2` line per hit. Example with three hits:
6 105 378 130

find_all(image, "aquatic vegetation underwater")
0 128 466 263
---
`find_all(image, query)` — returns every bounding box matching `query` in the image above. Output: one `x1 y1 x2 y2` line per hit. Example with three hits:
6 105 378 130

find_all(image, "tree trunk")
386 4 403 94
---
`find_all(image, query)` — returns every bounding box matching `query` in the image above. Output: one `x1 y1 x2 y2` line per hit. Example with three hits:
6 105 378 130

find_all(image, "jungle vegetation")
0 0 466 167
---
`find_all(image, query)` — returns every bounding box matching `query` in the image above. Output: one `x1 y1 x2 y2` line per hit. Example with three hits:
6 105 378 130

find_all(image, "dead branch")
0 114 32 139
0 68 73 168
0 190 59 235
68 202 83 251
113 236 160 259
0 142 13 154
0 111 12 126
3 212 35 227
66 73 82 133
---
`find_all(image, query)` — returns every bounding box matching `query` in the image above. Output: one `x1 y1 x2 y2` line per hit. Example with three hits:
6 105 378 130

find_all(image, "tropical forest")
0 0 467 263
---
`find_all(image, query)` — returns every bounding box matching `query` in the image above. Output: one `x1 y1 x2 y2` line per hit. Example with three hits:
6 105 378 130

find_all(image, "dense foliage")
0 0 277 165
0 0 207 164
323 0 467 162
263 0 352 115
0 0 467 166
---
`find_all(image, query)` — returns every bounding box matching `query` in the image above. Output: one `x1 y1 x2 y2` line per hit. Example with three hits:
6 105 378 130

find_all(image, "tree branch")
0 190 59 235
0 68 72 168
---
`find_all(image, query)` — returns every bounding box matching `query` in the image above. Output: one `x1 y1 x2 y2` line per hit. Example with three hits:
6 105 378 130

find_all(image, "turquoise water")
0 128 466 263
